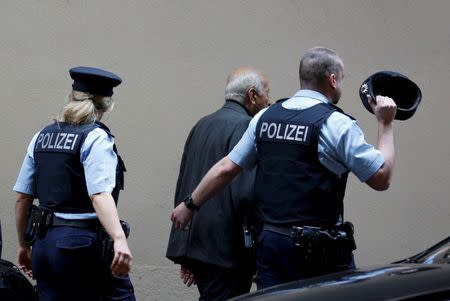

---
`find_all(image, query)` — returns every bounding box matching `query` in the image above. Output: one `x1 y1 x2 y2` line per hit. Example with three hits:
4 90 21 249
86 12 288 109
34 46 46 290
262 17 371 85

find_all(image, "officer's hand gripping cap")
69 66 122 97
359 71 422 120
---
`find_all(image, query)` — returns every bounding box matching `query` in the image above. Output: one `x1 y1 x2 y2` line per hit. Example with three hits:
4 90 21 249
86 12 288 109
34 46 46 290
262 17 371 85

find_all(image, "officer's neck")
96 111 104 121
301 86 333 104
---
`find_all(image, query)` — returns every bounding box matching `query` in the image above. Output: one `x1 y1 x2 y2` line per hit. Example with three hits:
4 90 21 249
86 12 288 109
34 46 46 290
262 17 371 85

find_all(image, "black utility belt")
24 205 100 243
263 222 356 251
264 222 357 269
24 205 131 268
24 205 130 242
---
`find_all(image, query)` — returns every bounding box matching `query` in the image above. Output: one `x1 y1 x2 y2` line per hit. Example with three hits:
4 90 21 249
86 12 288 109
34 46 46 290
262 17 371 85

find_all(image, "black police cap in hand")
359 71 422 120
69 66 122 97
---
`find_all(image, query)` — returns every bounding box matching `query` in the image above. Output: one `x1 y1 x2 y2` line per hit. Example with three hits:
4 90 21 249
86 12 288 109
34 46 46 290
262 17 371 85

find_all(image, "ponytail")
58 90 113 125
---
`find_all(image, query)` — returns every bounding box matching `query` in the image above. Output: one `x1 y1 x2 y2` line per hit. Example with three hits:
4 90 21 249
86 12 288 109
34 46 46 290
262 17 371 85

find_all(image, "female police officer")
13 67 135 301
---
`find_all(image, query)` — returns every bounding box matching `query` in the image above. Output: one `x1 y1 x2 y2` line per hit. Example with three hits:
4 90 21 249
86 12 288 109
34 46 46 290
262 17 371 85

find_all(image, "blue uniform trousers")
32 226 135 301
255 229 355 289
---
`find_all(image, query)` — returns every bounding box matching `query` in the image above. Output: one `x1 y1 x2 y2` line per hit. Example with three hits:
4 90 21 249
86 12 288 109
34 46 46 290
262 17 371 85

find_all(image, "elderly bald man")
166 67 271 301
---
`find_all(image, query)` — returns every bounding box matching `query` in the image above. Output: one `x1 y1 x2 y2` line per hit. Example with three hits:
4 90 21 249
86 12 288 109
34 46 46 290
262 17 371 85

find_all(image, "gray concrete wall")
1 1 449 300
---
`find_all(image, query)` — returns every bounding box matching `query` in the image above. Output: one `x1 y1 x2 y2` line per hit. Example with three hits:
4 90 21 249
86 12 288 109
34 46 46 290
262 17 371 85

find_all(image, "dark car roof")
231 264 450 301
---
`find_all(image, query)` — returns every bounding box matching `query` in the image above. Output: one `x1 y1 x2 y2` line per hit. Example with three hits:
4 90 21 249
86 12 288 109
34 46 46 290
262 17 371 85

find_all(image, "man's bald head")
225 67 266 103
225 66 270 115
299 47 344 89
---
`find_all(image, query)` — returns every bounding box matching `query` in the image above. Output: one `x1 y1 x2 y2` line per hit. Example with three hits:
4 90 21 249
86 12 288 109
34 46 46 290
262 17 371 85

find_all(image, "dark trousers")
255 230 355 289
189 260 254 301
32 226 135 301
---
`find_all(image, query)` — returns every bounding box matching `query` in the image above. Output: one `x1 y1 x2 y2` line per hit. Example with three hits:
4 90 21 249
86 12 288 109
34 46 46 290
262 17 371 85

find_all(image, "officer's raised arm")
365 95 397 191
360 71 421 191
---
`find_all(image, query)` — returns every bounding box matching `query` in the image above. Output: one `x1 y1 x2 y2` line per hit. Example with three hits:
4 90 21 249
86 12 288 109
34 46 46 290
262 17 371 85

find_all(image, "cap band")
72 82 114 97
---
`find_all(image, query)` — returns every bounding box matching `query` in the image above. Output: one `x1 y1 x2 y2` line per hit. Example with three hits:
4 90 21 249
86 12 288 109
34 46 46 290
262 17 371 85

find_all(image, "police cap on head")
359 71 422 120
69 66 122 97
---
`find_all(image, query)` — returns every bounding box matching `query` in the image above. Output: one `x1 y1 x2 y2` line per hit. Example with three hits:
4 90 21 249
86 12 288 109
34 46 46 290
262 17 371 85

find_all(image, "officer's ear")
329 73 338 89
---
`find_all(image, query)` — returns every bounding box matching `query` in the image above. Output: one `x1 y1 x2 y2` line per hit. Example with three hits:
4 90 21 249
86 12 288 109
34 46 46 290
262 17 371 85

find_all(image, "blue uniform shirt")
14 126 117 219
228 90 384 182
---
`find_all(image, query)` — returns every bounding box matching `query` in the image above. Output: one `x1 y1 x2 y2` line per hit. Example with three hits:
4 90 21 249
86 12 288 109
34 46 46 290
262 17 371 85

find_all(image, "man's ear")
247 87 257 104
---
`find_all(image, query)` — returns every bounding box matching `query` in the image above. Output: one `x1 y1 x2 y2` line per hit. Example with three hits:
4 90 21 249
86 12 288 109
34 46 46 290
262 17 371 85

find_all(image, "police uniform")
228 89 384 289
13 67 135 301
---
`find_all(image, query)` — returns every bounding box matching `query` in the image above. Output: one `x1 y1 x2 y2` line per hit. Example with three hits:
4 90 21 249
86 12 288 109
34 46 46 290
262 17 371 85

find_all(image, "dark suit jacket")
166 100 256 269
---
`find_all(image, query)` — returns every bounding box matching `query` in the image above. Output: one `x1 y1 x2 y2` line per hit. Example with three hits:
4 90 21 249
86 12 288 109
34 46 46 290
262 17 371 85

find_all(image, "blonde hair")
58 90 114 124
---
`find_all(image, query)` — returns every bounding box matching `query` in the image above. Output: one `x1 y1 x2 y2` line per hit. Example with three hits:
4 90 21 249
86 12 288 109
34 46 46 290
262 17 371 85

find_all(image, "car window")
415 245 450 264
401 237 450 264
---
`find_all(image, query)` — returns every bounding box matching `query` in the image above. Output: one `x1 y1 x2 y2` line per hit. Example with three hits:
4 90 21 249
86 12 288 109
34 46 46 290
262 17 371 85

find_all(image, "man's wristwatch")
183 195 200 211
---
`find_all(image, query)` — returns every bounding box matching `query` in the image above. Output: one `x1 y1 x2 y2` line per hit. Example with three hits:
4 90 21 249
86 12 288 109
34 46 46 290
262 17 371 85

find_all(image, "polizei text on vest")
259 122 309 142
36 132 79 150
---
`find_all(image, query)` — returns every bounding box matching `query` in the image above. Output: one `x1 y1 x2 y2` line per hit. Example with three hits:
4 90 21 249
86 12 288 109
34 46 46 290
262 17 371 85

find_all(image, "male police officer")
171 47 397 289
167 67 271 300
